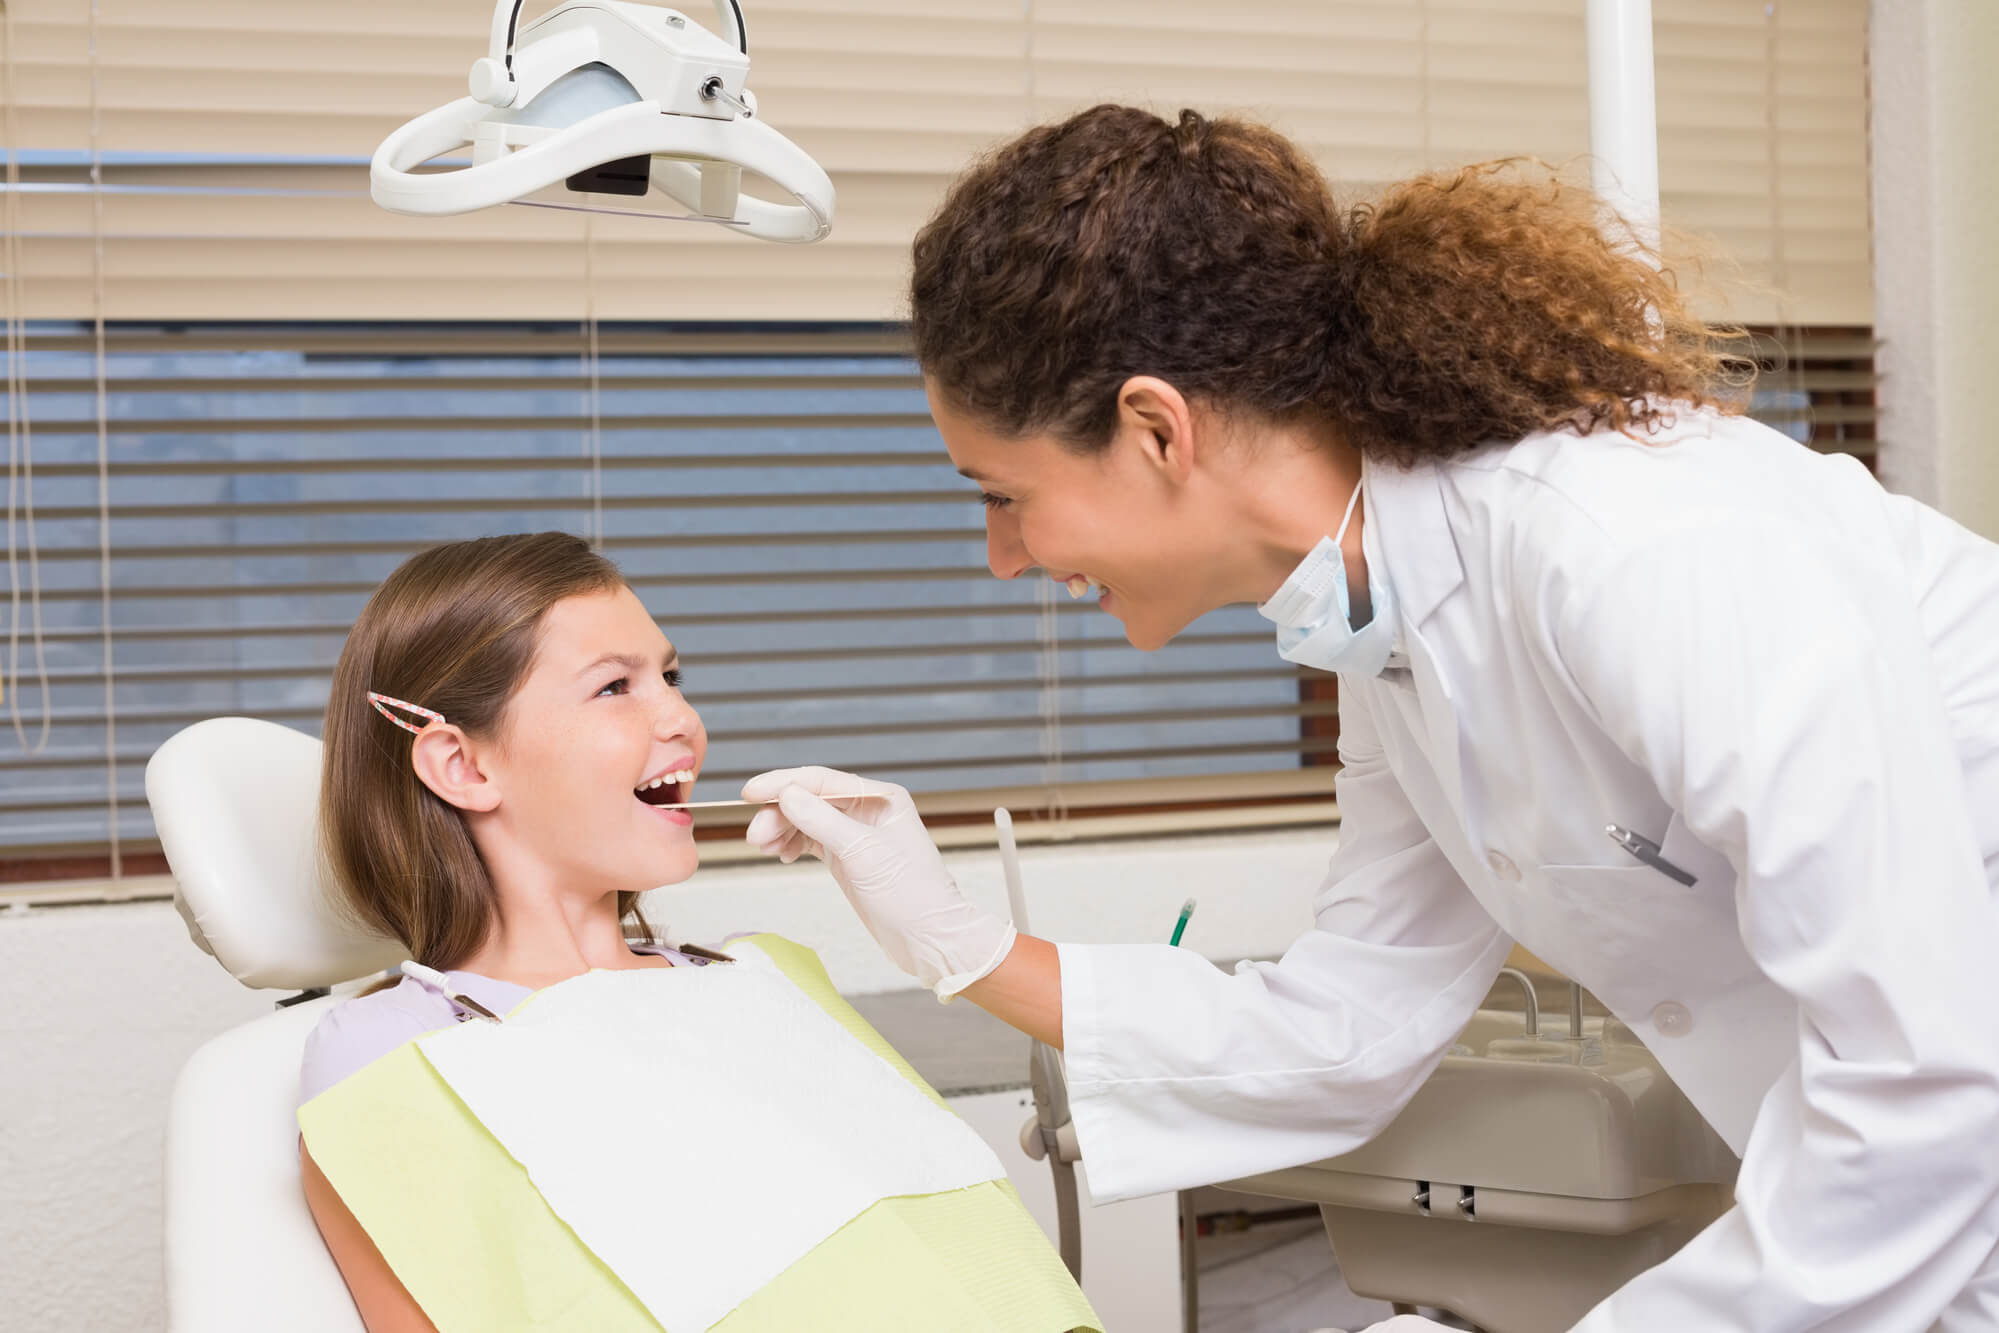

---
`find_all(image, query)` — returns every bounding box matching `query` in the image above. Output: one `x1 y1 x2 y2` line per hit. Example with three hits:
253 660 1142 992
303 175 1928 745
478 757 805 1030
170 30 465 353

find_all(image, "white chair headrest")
146 718 403 990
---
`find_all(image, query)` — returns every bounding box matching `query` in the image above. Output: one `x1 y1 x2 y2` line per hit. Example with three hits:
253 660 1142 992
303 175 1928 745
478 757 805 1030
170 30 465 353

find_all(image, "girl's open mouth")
635 769 696 826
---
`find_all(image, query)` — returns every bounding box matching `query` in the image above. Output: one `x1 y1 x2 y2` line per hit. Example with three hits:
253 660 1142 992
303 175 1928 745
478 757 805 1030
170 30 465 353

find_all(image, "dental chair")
149 717 398 1333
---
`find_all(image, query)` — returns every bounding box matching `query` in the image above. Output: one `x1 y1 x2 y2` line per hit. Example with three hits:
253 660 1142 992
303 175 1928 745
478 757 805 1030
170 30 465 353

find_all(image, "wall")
1870 0 1999 538
0 825 1334 1333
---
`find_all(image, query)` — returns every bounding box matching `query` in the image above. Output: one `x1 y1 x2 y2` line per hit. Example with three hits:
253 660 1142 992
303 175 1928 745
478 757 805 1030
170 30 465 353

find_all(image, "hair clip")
367 690 446 735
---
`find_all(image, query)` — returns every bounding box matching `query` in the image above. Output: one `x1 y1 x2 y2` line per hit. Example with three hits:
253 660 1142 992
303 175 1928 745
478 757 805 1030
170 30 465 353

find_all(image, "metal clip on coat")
371 0 834 242
995 808 1084 1282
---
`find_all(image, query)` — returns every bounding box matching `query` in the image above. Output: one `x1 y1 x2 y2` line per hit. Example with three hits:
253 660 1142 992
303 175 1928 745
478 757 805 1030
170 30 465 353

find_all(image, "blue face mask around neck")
1256 477 1399 678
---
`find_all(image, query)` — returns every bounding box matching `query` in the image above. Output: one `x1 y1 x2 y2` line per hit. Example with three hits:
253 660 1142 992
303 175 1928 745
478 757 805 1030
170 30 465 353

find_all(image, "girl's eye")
595 668 681 698
979 492 1012 511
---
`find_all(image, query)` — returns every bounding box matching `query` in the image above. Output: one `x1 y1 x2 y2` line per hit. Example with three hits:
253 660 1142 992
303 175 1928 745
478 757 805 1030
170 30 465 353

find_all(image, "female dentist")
744 105 1999 1330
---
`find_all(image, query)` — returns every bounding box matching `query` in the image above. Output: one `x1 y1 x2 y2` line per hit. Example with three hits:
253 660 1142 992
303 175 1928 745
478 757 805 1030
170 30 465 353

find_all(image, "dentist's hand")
741 766 1016 999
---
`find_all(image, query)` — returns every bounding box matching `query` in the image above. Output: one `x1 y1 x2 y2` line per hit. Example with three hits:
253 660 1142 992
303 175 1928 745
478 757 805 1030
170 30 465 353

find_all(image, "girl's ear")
409 725 501 813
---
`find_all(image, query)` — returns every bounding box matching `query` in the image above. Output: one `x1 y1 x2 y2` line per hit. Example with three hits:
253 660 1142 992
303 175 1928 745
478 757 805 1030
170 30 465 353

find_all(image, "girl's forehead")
535 590 674 674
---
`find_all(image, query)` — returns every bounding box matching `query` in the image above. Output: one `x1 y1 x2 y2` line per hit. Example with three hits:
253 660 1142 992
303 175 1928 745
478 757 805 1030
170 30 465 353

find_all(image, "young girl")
299 532 722 1327
296 532 1096 1333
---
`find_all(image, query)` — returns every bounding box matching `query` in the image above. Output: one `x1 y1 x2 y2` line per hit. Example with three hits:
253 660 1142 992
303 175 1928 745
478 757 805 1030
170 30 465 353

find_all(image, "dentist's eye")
979 492 1012 511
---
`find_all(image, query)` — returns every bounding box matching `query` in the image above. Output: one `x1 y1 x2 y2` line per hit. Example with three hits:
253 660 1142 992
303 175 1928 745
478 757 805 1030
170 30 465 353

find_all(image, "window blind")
0 0 1877 887
2 0 1870 325
0 320 1871 881
0 322 1336 873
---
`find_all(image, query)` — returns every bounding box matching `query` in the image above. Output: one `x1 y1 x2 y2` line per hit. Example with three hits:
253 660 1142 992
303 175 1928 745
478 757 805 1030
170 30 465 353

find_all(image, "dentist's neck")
1231 424 1369 606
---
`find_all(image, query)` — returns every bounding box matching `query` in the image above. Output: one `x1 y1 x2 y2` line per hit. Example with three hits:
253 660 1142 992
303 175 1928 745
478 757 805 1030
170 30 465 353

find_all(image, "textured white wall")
1 902 276 1333
1871 0 1999 539
0 826 1334 1333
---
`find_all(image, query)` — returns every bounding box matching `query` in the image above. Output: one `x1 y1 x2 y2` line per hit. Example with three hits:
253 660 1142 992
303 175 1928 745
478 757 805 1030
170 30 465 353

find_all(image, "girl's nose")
653 680 700 742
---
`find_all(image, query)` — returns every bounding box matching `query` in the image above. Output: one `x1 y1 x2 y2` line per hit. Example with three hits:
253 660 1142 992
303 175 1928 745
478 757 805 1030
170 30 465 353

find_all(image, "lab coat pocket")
1535 858 1743 998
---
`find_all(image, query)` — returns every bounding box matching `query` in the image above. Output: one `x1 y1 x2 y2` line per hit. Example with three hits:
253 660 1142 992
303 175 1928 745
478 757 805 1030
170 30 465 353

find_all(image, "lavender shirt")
297 945 712 1107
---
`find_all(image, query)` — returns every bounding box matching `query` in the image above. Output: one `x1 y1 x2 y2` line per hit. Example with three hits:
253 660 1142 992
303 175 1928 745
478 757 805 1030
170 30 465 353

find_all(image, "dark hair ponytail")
910 104 1746 465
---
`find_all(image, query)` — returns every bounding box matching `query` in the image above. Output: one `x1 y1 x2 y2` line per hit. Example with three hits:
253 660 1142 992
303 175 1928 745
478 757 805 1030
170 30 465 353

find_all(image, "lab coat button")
1485 850 1521 883
1651 1001 1693 1037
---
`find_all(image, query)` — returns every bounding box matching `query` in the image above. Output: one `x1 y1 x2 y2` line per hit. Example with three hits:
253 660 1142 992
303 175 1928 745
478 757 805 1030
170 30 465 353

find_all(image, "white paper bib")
415 940 1005 1331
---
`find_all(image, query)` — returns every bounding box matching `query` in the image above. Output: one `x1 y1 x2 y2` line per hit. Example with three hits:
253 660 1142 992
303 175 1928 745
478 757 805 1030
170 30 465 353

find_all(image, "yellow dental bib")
299 935 1100 1332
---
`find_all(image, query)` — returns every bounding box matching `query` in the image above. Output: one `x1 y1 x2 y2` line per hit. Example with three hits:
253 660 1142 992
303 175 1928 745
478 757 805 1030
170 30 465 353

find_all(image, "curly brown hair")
910 104 1748 466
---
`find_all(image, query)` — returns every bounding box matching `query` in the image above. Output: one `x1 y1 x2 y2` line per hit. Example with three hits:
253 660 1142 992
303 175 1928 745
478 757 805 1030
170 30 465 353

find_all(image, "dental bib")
300 936 1099 1333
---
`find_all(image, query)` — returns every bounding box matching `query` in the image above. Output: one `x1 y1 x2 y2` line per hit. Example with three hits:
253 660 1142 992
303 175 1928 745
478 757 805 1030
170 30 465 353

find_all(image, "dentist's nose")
985 508 1033 581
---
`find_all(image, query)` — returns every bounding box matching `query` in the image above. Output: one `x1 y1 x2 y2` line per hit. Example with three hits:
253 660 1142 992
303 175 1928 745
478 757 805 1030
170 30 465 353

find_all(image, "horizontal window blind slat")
19 374 928 395
12 530 989 563
0 736 1346 814
19 327 917 356
18 566 1001 601
21 491 981 521
22 368 1886 398
7 667 1309 730
18 413 934 437
17 453 954 479
16 326 1875 361
0 701 1342 772
14 631 1282 686
26 600 1123 642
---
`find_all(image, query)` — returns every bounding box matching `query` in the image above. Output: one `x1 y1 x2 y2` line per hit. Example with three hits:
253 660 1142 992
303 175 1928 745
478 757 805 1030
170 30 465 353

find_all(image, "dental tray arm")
996 808 1084 1281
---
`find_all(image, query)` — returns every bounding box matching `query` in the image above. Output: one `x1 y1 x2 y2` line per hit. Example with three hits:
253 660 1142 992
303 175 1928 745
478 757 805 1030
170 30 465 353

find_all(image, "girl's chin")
641 842 700 877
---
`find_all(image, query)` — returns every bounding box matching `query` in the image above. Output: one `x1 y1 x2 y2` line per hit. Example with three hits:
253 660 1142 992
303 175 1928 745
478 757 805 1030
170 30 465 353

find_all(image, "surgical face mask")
1256 477 1398 678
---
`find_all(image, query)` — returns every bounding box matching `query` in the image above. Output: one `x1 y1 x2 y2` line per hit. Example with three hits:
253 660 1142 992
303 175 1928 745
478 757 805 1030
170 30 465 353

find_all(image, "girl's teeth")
1066 575 1089 599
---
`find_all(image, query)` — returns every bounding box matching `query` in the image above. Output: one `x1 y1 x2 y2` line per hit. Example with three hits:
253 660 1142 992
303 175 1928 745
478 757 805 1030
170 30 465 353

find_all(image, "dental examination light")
371 0 833 241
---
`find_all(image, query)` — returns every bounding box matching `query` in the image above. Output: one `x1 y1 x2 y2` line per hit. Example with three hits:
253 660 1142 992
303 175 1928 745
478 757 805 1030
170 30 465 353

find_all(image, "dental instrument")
371 0 834 242
649 793 886 810
1168 898 1196 948
998 807 1083 1281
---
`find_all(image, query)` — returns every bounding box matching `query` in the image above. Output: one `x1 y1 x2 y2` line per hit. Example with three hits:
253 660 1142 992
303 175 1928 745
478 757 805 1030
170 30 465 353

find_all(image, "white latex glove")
741 765 1016 1000
1310 1319 1456 1333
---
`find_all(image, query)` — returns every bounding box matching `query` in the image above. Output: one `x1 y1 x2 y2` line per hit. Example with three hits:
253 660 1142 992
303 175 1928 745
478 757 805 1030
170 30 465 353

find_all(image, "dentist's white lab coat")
1057 408 1999 1330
